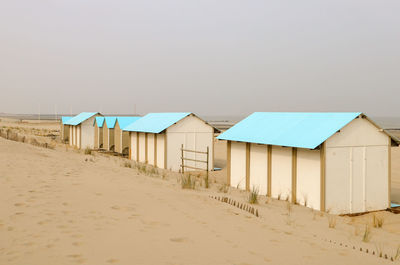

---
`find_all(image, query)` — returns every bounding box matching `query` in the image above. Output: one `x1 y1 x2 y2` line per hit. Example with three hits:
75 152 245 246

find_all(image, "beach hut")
103 117 117 151
124 113 219 171
64 112 102 149
94 117 105 149
114 117 141 155
60 116 72 143
217 112 399 214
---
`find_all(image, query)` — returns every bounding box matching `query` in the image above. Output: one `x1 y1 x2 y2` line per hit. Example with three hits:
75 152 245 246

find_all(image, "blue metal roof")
104 117 117 129
116 117 141 130
64 112 99 126
123 113 191 133
217 112 362 149
61 116 73 124
95 117 105 128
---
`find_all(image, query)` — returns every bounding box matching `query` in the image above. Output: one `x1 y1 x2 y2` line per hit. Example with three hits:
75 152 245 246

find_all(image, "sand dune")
1 119 400 264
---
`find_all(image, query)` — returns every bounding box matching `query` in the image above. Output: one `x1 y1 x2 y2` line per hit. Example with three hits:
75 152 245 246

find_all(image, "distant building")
64 112 102 149
61 116 73 142
103 117 117 151
94 117 105 149
114 117 141 155
124 113 219 171
217 112 399 214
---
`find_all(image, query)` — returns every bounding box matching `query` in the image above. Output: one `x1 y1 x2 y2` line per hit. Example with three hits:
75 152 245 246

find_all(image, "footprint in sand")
62 202 69 206
7 226 14 231
37 220 51 225
169 237 188 243
111 206 120 210
72 242 83 246
14 203 25 207
107 258 119 263
67 254 83 259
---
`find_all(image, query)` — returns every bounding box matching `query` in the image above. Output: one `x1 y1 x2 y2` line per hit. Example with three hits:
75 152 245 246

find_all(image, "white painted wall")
325 117 390 214
156 134 165 168
230 142 246 190
249 144 268 195
166 115 214 172
296 149 321 210
271 146 292 200
108 129 115 151
147 133 155 166
77 126 81 149
80 116 96 149
130 132 138 161
69 126 73 146
138 132 146 163
72 126 76 146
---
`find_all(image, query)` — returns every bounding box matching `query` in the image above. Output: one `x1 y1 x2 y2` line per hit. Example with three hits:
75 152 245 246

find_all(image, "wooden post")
267 145 272 197
227 141 231 186
154 134 157 167
246 143 250 191
292 148 297 204
164 133 167 169
320 143 326 212
136 132 139 162
145 133 148 163
389 137 392 208
206 146 209 188
181 144 184 174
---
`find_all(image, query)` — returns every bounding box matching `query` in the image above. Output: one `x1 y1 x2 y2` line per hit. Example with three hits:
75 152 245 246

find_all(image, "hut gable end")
325 117 389 148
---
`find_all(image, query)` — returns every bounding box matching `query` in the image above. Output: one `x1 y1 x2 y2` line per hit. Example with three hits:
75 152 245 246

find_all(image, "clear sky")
1 0 399 117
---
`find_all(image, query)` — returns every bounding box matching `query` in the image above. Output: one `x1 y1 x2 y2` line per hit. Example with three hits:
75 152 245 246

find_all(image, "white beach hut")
94 117 105 149
64 112 102 149
217 112 399 214
114 117 141 154
61 116 72 143
103 117 117 151
124 113 219 172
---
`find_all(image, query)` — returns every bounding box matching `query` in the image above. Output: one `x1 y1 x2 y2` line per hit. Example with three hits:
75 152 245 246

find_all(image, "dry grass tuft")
218 184 229 193
286 201 292 216
372 214 384 228
123 161 132 168
248 187 259 204
394 245 400 261
362 225 372 243
84 147 92 155
181 173 195 189
327 215 337 229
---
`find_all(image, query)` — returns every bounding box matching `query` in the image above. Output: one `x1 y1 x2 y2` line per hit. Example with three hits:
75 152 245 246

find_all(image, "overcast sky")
1 0 399 117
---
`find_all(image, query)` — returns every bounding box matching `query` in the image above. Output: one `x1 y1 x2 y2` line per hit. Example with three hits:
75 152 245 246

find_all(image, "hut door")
350 147 366 213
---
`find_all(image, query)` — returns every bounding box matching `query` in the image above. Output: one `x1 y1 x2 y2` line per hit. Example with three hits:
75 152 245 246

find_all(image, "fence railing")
180 144 209 187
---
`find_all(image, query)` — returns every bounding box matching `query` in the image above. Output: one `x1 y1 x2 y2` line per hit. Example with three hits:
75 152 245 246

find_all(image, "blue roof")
123 113 191 133
217 112 362 149
95 117 105 128
116 117 141 130
64 112 99 126
61 116 73 124
104 117 117 129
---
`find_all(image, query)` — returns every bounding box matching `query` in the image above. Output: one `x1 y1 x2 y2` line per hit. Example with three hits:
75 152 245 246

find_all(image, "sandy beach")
1 119 400 264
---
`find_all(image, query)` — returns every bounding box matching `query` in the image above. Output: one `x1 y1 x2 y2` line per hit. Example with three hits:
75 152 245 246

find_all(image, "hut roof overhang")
217 112 399 149
123 112 220 133
116 117 141 130
64 112 100 126
61 116 73 124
